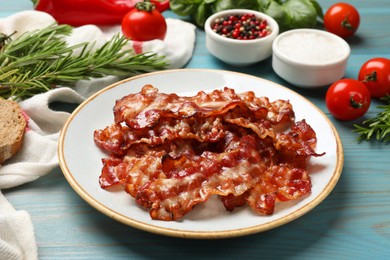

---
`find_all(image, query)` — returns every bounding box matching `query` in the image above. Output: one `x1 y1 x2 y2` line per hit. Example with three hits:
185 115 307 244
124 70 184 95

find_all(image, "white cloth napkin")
0 10 196 260
0 191 38 260
0 87 85 260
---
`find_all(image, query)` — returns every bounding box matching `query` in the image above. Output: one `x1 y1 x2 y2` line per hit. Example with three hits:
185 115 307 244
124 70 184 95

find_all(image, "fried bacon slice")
130 134 270 220
113 85 295 128
222 166 312 215
94 85 324 221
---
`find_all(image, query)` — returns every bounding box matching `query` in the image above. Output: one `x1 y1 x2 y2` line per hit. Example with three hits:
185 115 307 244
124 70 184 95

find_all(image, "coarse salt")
277 32 345 65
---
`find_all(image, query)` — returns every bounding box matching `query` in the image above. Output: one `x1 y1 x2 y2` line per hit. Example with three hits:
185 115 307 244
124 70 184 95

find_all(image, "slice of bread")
0 99 27 164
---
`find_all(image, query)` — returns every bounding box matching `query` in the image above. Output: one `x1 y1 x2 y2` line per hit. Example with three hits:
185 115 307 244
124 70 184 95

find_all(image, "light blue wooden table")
2 0 390 259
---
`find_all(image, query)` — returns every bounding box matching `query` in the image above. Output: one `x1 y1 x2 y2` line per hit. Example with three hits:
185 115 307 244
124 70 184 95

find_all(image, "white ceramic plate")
58 69 343 239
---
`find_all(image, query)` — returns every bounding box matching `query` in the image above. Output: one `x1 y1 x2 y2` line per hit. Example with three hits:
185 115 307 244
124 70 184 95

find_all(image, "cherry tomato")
122 1 167 41
324 3 360 38
326 79 371 121
358 57 390 98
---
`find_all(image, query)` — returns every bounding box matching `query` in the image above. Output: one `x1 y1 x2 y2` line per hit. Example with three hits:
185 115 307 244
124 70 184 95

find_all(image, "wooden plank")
2 0 390 259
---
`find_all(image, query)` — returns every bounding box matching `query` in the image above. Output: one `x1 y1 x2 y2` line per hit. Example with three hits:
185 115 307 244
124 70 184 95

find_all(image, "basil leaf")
170 0 204 3
310 0 324 20
214 0 258 12
283 0 317 30
193 2 213 27
170 0 324 30
263 1 285 24
169 0 199 16
256 0 272 11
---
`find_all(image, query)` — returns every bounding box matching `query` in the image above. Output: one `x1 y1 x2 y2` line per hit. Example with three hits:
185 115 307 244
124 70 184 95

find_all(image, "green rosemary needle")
0 23 168 100
353 95 390 142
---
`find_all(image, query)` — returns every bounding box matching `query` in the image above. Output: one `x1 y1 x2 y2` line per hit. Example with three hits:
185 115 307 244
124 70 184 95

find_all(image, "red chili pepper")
31 0 170 26
152 0 170 13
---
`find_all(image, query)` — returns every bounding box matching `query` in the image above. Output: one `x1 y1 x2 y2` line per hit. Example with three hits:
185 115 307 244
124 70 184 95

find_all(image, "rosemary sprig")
353 95 390 142
0 23 168 100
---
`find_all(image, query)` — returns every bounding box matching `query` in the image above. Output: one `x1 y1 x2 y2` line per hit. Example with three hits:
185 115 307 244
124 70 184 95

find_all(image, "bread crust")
0 99 27 164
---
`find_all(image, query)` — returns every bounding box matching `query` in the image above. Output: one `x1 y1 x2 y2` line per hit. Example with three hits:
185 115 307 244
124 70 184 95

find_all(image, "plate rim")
58 68 344 239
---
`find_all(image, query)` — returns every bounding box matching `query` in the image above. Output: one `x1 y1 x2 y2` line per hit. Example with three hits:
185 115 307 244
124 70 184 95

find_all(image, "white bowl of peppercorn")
205 9 279 66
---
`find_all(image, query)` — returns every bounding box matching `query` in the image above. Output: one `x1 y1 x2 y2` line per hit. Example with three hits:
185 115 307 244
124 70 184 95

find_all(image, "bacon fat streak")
94 85 324 221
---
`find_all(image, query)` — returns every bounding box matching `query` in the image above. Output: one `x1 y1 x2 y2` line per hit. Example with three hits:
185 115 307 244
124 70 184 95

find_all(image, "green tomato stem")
136 0 156 12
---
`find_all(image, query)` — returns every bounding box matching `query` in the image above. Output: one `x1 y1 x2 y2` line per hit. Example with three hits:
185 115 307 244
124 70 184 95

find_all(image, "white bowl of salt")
272 29 350 88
